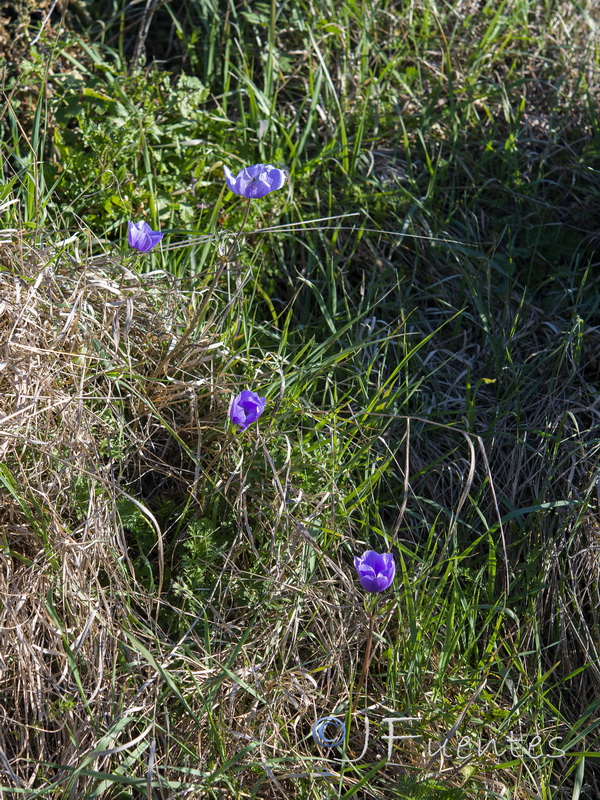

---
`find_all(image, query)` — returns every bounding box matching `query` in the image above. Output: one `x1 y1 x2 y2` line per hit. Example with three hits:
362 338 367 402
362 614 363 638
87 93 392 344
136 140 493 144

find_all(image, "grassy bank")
1 0 600 797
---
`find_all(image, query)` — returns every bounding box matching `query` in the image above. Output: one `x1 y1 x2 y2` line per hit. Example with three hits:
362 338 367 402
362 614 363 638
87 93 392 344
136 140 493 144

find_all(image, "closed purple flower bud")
128 221 164 253
230 390 266 431
223 163 287 199
354 550 395 593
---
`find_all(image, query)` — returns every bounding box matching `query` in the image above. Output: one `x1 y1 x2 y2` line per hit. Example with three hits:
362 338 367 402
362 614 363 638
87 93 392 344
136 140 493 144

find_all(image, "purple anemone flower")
223 163 287 199
354 550 395 593
128 221 164 253
230 390 266 431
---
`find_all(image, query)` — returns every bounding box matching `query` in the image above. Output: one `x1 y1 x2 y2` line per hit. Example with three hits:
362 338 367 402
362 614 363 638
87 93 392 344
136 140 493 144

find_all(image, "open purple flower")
128 221 164 253
223 163 287 199
354 550 395 593
230 390 266 431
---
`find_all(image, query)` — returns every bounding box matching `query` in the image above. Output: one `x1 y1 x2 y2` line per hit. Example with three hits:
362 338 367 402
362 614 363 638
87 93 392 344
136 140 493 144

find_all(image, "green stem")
352 610 374 714
153 199 252 377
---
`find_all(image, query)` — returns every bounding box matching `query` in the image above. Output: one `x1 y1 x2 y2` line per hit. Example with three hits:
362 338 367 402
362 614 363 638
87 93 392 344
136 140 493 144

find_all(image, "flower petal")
230 390 267 430
223 163 287 199
354 549 395 592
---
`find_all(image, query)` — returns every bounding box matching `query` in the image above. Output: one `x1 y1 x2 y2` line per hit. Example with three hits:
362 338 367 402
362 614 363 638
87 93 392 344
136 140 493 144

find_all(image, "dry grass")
0 233 229 792
0 230 599 796
0 233 381 796
0 231 501 797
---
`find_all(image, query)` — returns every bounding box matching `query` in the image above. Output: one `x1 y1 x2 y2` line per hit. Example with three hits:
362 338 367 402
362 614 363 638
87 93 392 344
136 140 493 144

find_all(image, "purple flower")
223 163 287 199
354 550 395 593
230 390 266 431
128 221 164 252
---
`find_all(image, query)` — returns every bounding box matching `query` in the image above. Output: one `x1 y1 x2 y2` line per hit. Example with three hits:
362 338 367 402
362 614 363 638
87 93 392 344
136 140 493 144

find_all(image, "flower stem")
153 198 252 377
352 610 374 714
225 197 252 260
